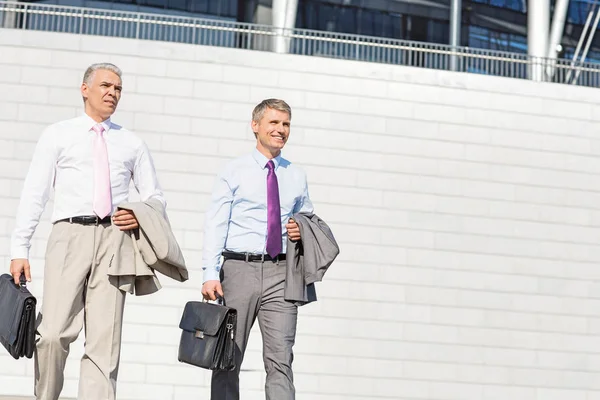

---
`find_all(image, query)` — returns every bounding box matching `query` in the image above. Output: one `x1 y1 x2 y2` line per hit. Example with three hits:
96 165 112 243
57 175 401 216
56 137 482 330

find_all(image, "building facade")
1 27 600 399
23 0 600 62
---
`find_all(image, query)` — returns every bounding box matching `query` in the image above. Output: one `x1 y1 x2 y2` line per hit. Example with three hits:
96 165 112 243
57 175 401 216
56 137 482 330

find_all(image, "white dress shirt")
11 114 165 260
202 148 314 283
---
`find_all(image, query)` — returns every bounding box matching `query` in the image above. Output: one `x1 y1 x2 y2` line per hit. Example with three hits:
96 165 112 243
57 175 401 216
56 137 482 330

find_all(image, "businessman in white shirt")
9 63 165 400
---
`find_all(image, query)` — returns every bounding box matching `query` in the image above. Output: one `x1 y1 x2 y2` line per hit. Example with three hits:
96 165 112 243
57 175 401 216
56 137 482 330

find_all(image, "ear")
81 83 89 101
251 119 259 135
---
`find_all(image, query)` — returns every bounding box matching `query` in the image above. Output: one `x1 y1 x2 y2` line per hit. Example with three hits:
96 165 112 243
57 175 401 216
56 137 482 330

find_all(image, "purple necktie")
266 160 282 258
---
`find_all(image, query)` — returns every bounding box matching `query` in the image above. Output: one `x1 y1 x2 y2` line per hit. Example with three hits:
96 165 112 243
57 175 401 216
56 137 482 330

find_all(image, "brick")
537 389 588 400
47 87 81 107
482 385 537 400
194 80 251 102
0 120 45 141
117 93 165 113
115 382 174 400
117 362 147 383
20 65 80 88
135 57 168 77
134 76 193 97
164 96 222 118
222 64 278 86
17 103 76 124
0 139 15 159
133 112 191 134
0 83 48 103
429 381 483 400
0 160 30 180
49 49 105 70
0 63 21 85
0 101 18 120
160 133 219 156
157 171 215 193
9 46 54 67
167 60 223 81
414 103 467 124
12 140 35 160
329 223 381 245
250 85 306 108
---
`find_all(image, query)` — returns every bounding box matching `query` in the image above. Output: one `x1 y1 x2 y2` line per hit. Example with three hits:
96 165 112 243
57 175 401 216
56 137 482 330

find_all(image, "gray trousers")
35 221 126 400
211 258 298 400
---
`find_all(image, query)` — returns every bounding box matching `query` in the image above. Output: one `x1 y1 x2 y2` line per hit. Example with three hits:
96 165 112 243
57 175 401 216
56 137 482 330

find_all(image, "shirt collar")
252 148 281 170
82 113 111 133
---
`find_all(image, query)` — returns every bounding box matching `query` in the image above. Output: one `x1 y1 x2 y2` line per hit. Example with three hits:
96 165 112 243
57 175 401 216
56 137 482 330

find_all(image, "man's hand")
10 258 31 285
286 218 301 242
201 280 224 301
112 209 139 231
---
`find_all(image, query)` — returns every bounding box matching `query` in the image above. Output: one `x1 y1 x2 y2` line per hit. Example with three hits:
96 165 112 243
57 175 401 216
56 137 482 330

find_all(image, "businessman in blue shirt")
201 99 313 400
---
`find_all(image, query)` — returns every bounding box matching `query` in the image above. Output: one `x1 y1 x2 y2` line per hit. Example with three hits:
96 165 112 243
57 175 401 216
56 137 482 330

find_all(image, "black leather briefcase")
177 298 237 371
0 274 37 359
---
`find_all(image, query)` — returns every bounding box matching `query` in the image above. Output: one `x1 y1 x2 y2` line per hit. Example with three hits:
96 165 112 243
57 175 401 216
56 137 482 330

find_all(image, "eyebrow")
101 81 123 89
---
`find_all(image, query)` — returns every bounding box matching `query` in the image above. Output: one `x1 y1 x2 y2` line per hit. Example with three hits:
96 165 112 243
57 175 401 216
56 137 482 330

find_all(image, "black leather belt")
57 215 111 225
222 251 286 262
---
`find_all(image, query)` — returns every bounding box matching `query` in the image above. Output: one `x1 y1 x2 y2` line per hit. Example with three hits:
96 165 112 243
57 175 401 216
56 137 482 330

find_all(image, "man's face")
81 69 122 120
252 107 290 156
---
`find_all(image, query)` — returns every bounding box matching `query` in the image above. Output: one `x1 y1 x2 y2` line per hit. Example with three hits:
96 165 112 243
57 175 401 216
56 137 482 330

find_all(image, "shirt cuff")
202 266 221 283
11 246 30 260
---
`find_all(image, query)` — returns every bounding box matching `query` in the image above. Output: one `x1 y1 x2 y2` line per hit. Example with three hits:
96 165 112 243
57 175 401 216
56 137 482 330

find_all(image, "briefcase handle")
18 273 27 288
203 294 226 307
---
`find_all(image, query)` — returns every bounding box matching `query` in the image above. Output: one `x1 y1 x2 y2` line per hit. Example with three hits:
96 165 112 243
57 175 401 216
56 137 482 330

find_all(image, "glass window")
189 0 208 13
207 0 219 15
568 0 589 24
471 0 524 11
344 8 358 34
297 0 404 40
428 20 448 44
140 0 166 9
408 15 428 42
468 25 528 53
359 9 375 36
168 0 186 11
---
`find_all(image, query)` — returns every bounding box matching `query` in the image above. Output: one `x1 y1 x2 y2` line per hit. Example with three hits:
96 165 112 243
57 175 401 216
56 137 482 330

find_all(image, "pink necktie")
92 124 111 218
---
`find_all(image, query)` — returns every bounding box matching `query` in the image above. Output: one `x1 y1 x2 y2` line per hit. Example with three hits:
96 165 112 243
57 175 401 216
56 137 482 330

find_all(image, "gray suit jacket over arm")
284 213 339 305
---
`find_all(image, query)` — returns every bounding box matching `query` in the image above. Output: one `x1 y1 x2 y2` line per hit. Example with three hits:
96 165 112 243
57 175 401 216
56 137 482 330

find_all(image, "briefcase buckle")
195 330 204 339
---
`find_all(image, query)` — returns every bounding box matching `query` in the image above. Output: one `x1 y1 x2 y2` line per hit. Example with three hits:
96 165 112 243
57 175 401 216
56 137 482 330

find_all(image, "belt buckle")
244 253 249 263
261 253 265 263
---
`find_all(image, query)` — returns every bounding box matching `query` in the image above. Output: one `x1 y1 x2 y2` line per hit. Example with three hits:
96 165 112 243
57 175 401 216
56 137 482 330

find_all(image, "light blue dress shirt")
202 149 314 282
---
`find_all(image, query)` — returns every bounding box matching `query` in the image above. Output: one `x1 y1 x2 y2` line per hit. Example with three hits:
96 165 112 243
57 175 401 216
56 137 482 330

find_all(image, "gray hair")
82 63 122 85
252 99 292 122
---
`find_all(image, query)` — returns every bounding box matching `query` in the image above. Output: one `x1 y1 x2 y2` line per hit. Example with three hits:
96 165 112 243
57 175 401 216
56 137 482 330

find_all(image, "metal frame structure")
1 1 599 87
527 0 550 81
450 0 462 71
568 0 600 83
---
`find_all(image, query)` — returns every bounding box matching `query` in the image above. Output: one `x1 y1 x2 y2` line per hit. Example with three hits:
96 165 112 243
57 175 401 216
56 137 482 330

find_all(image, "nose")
107 85 116 97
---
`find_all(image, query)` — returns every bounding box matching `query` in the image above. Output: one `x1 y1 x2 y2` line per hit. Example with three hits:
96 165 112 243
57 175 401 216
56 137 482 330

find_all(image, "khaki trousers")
34 221 126 400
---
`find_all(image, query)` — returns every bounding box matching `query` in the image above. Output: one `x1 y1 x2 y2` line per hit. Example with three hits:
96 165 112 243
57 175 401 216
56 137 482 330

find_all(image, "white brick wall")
1 28 600 399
